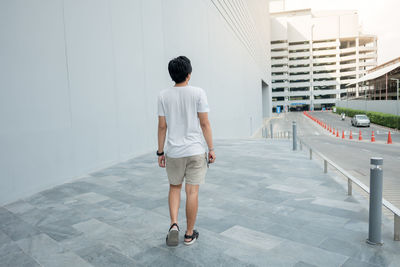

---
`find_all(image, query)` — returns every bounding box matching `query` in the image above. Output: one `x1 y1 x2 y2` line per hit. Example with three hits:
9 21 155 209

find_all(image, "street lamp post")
390 78 399 129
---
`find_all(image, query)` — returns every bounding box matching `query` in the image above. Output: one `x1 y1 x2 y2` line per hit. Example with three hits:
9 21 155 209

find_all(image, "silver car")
351 114 370 127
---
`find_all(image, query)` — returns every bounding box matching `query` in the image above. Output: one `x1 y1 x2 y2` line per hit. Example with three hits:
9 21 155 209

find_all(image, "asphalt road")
269 111 400 215
310 111 400 144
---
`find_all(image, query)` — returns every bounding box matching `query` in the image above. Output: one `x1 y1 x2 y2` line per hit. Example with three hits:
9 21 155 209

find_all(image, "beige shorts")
166 153 207 185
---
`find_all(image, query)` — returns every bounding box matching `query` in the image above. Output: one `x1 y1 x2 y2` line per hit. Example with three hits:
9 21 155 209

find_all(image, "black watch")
156 150 164 156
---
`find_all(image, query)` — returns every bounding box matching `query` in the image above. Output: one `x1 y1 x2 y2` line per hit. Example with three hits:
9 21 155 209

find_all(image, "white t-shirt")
158 85 210 158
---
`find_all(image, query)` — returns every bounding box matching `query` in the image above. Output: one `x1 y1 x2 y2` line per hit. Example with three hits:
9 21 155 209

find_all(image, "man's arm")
198 112 216 163
158 116 167 167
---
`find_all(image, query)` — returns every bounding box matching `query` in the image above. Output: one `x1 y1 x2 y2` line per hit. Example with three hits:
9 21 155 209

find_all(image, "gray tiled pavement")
1 139 399 266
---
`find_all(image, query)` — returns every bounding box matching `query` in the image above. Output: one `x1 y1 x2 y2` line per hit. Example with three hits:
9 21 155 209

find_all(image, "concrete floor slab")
0 139 399 266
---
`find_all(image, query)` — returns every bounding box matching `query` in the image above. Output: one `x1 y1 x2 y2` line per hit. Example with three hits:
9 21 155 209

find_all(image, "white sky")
284 0 400 65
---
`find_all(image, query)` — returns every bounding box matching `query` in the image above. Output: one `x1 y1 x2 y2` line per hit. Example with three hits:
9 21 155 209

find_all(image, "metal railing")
298 138 400 241
261 128 291 139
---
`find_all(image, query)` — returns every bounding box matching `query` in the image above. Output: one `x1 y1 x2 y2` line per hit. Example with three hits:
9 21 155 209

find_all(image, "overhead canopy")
346 61 400 86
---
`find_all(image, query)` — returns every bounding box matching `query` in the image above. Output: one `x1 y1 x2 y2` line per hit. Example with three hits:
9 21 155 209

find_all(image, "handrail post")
297 143 400 242
270 124 273 139
292 121 297 151
348 179 352 195
395 214 400 241
367 157 384 246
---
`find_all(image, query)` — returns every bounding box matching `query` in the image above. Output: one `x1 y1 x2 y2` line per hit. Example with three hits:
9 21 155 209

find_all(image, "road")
269 111 400 216
311 111 400 144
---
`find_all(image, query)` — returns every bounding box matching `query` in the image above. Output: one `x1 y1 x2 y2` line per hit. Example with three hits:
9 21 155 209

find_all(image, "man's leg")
169 184 182 228
185 183 199 238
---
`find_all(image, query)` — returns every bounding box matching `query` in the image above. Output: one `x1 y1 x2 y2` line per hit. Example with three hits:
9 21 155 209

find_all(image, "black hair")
168 56 192 84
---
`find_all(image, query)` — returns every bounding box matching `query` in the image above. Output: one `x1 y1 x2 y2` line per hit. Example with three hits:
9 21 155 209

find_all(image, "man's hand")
208 151 216 164
158 155 166 168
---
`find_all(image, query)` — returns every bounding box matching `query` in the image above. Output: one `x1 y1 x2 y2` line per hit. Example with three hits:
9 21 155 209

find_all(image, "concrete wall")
288 15 311 42
0 0 271 205
336 100 400 116
313 16 339 41
271 10 359 41
271 16 288 41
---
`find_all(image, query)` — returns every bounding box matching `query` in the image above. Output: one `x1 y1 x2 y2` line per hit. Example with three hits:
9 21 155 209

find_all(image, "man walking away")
157 56 215 246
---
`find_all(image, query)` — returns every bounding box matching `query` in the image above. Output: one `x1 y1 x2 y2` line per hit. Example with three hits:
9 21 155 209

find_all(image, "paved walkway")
1 139 399 266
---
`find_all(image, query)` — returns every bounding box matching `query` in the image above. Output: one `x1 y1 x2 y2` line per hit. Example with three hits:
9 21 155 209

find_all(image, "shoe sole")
184 238 197 246
166 229 179 246
184 234 198 246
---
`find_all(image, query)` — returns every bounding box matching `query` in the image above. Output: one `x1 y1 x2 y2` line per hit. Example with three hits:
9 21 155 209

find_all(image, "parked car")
351 114 370 127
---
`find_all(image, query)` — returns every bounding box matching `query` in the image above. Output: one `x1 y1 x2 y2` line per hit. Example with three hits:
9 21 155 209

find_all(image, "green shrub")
332 106 400 129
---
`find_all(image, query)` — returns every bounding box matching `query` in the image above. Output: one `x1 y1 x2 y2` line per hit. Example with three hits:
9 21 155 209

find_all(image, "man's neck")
174 81 188 87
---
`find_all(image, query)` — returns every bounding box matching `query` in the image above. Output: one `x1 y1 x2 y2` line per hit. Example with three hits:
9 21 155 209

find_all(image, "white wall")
288 15 311 42
271 10 360 42
313 16 339 41
271 17 288 41
336 100 399 116
0 0 271 204
339 13 359 38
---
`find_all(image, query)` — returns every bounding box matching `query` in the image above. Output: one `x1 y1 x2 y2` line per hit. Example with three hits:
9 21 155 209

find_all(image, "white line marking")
362 149 370 153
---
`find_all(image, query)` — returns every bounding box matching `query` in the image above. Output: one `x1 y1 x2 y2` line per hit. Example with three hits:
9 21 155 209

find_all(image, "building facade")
336 57 400 117
0 0 271 204
270 9 377 111
356 57 400 101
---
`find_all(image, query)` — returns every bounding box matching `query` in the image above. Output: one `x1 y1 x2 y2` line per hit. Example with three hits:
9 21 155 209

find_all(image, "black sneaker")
184 230 199 246
166 223 179 247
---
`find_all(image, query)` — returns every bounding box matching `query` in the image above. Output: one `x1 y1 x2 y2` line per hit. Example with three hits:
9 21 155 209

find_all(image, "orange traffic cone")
359 130 362 141
387 131 393 144
336 129 339 137
349 130 353 140
333 128 335 135
371 131 375 142
342 130 345 139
